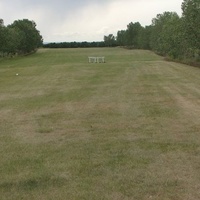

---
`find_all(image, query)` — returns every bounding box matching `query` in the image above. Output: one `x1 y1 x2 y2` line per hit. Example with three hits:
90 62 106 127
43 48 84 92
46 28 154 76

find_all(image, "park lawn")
0 48 200 200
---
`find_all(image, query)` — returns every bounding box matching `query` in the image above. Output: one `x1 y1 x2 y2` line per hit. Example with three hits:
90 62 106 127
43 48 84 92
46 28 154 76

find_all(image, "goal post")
88 57 105 63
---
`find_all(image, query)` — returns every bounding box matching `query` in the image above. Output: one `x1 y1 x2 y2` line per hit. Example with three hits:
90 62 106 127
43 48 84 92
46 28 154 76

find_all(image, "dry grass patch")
0 48 200 199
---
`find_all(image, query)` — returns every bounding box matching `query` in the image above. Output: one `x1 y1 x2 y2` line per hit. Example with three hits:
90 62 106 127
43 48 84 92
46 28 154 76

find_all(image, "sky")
0 0 183 43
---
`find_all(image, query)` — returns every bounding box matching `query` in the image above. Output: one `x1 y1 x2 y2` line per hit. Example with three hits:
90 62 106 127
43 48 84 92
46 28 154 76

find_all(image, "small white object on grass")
16 73 19 76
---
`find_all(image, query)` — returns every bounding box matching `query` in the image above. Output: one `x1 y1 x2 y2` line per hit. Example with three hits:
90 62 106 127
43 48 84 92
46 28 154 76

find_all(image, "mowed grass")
0 48 200 200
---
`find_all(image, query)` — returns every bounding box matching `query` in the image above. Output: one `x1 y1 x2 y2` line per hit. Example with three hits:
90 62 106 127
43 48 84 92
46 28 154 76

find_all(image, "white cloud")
0 0 183 42
54 0 183 42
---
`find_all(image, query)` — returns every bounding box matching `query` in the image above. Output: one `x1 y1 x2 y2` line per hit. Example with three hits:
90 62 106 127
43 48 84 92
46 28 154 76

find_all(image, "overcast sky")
0 0 183 43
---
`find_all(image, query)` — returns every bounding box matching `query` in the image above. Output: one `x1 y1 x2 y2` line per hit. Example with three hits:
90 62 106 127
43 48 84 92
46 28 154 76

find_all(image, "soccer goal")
88 57 105 63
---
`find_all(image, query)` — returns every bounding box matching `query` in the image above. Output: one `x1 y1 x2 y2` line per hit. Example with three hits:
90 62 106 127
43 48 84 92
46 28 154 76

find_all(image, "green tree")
0 19 4 27
116 30 127 46
9 19 43 54
4 27 22 55
138 25 152 49
0 20 7 55
0 19 4 51
150 12 182 57
161 15 184 58
182 0 200 59
104 34 116 47
126 22 142 48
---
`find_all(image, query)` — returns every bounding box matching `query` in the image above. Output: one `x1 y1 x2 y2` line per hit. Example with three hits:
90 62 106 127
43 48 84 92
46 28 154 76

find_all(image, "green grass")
1 48 200 200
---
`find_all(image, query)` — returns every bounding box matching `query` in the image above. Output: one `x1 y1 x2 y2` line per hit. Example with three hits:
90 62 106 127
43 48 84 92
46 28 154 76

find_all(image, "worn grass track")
0 48 200 200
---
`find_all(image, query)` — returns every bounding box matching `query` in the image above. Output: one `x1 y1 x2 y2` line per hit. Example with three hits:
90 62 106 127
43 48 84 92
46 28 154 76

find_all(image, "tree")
116 30 127 46
182 0 200 59
9 19 43 54
104 34 116 47
161 15 183 58
150 12 182 57
137 26 152 49
126 22 142 48
0 18 43 56
0 19 4 27
3 27 21 55
0 19 7 54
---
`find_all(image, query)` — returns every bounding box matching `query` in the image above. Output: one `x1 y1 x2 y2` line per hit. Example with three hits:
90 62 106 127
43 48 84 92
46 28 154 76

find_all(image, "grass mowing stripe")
0 48 200 200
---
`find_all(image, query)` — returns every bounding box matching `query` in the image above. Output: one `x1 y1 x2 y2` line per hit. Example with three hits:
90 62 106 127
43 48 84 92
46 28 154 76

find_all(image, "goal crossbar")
88 57 105 63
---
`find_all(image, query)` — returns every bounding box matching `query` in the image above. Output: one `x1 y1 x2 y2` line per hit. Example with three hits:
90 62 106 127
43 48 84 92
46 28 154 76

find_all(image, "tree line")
2 0 198 64
43 41 107 48
0 19 43 57
104 0 200 64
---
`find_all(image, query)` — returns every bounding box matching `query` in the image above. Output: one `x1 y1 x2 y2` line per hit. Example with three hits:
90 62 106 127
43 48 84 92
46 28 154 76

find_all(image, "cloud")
52 0 183 42
0 0 183 42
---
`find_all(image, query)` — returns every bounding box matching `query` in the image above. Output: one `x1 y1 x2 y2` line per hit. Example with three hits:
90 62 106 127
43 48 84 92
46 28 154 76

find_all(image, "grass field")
0 48 200 200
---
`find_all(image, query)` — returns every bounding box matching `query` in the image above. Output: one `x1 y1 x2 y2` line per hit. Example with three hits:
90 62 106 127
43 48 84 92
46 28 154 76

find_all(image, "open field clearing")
0 48 200 200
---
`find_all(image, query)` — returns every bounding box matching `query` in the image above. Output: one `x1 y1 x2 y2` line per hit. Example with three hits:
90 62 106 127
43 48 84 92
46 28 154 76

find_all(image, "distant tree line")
104 0 200 63
0 19 43 57
43 41 107 48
